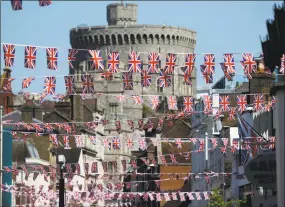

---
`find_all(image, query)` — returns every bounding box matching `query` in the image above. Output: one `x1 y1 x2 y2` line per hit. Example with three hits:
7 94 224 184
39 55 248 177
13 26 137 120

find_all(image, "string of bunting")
0 184 214 202
2 43 284 87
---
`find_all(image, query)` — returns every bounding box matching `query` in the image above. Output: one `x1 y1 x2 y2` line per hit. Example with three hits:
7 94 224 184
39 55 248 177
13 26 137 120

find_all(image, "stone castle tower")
69 3 197 125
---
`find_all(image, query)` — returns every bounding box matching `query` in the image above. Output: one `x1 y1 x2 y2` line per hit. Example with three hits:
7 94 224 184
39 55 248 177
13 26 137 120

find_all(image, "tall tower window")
157 85 163 93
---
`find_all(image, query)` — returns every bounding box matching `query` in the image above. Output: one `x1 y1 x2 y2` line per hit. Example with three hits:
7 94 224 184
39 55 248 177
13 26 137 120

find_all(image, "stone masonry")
69 3 197 127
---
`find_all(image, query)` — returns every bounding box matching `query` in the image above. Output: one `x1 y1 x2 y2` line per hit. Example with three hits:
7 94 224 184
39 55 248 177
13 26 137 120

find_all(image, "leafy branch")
208 188 247 207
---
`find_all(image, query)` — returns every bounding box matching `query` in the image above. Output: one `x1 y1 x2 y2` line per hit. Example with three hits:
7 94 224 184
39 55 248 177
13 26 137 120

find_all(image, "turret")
107 3 138 26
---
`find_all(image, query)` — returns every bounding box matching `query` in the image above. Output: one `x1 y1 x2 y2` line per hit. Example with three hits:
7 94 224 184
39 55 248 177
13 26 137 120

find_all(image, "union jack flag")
43 76 56 95
220 62 234 81
184 54 196 75
127 120 134 131
10 0 22 10
148 52 160 73
122 72 133 90
50 134 58 146
141 70 151 87
169 154 177 164
46 48 58 70
138 138 146 150
75 135 84 148
81 75 94 94
280 54 285 74
101 71 113 80
270 96 276 109
115 121 121 133
167 96 178 110
63 136 70 148
183 72 192 85
203 73 213 84
203 54 215 75
3 44 16 67
116 95 126 102
64 76 76 95
175 138 182 149
24 46 37 69
253 94 265 112
183 96 194 113
3 78 15 92
222 54 235 74
138 119 144 131
199 139 205 151
112 137 121 150
228 107 236 121
147 118 154 132
240 54 257 79
164 53 177 74
44 123 54 132
149 95 160 110
68 49 78 70
108 52 120 73
158 71 171 88
236 95 247 113
128 51 141 73
219 95 230 112
39 0 52 7
88 50 104 70
157 118 164 131
203 95 212 113
132 95 143 104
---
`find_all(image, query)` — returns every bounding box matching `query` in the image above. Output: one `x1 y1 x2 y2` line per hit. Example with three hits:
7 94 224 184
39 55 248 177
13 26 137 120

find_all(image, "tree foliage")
208 188 247 207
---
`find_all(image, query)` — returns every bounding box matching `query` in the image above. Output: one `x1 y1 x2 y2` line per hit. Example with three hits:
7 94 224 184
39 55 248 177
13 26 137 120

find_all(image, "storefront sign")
244 152 276 189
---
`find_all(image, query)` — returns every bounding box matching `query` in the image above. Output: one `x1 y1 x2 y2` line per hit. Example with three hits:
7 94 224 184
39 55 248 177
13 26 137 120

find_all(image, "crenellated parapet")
70 25 196 49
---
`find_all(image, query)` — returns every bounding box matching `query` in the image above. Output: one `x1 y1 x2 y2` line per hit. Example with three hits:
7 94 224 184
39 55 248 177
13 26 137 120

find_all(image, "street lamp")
58 154 66 207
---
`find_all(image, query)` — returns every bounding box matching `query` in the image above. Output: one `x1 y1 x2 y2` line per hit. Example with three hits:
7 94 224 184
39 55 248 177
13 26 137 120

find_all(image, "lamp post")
58 154 66 207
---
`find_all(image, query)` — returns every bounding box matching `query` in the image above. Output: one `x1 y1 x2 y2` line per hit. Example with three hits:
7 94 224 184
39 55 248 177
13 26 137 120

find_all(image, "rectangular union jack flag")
184 54 196 75
112 137 121 150
81 75 94 94
68 49 78 70
280 54 285 74
141 70 151 87
167 96 178 110
46 48 58 70
38 0 52 7
183 96 194 113
149 96 160 110
43 76 56 95
3 44 16 67
24 46 37 69
236 95 247 113
158 71 171 88
108 52 120 73
148 52 160 74
122 72 133 90
10 0 22 10
203 54 215 75
88 50 104 70
64 76 76 95
22 77 35 89
128 51 141 73
222 53 236 74
240 53 257 80
164 53 177 74
219 95 230 112
253 94 265 112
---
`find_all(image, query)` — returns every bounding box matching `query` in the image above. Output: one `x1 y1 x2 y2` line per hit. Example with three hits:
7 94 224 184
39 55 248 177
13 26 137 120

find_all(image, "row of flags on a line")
3 44 284 83
10 0 52 11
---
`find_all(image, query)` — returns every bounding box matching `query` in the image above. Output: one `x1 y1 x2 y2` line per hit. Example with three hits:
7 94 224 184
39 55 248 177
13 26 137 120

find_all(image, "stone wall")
69 3 197 122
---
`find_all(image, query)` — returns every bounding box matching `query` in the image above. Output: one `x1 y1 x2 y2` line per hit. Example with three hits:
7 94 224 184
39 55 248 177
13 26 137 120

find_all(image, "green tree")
208 188 247 207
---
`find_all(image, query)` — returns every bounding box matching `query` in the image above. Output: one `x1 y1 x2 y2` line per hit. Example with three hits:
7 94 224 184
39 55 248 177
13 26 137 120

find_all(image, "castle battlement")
70 24 196 49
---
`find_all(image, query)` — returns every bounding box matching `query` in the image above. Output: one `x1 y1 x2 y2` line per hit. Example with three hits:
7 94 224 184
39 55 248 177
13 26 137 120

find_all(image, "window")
157 85 163 92
108 162 113 172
